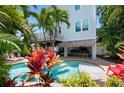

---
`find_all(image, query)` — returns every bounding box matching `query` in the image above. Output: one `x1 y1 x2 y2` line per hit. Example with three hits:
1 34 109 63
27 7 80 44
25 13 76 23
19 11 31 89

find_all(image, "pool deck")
5 59 29 65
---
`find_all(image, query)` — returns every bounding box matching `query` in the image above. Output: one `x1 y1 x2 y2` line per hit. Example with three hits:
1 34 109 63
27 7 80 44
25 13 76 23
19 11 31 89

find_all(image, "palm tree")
0 6 34 39
31 6 70 50
31 8 50 48
43 14 54 48
0 11 21 53
97 6 124 56
0 6 37 54
0 11 22 86
48 5 70 50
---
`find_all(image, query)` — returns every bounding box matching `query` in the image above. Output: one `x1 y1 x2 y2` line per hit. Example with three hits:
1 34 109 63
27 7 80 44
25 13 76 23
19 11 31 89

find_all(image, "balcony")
35 32 63 42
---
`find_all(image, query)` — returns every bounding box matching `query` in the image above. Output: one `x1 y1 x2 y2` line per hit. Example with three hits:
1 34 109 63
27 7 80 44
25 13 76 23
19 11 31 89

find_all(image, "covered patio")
58 39 96 59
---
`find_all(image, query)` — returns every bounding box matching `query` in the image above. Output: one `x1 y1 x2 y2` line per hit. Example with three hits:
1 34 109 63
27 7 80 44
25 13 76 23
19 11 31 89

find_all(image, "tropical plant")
31 8 49 48
105 76 124 87
97 26 119 57
0 33 22 54
0 10 23 53
97 6 124 57
0 12 29 57
48 5 70 50
0 56 11 86
0 10 20 86
0 6 37 86
13 48 61 86
45 50 61 68
31 5 70 49
0 6 32 35
1 5 42 55
15 5 37 19
60 72 98 87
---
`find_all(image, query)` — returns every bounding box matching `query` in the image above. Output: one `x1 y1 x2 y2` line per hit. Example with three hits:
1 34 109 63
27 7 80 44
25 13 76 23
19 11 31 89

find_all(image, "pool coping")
10 59 105 72
62 59 105 71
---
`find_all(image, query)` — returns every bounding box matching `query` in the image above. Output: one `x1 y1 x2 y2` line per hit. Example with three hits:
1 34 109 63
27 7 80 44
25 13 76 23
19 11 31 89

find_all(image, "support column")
92 44 96 60
64 47 68 57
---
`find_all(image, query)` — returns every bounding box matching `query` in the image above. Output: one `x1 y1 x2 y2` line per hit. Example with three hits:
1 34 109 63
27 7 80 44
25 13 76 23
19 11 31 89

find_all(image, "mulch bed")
97 55 123 64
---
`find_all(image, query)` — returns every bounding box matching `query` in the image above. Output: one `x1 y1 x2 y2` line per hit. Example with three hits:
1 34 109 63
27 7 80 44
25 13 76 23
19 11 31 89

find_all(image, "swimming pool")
9 60 105 83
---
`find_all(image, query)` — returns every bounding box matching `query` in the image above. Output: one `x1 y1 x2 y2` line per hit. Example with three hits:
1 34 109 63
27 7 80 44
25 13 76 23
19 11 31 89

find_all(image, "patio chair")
107 65 124 79
116 64 124 69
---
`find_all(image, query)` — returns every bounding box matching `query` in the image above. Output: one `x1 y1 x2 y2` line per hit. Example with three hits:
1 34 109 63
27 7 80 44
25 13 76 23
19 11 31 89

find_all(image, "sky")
28 5 101 33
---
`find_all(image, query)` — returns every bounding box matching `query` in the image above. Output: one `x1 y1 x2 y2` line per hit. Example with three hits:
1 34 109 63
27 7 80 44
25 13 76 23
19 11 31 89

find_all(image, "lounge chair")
6 57 19 61
107 64 124 79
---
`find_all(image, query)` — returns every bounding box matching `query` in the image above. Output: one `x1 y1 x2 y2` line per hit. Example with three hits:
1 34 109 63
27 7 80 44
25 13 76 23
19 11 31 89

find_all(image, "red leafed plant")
13 48 61 87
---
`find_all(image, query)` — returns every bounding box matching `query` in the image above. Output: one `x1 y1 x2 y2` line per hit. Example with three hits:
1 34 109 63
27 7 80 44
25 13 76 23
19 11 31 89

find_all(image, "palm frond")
0 11 13 33
0 33 21 52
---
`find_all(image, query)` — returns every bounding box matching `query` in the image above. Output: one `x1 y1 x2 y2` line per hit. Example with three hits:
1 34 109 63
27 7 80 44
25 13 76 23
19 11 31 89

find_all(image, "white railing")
35 32 63 41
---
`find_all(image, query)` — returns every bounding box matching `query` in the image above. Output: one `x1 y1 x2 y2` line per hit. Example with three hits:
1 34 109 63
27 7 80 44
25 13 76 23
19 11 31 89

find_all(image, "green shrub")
0 56 11 86
60 72 98 87
105 76 124 87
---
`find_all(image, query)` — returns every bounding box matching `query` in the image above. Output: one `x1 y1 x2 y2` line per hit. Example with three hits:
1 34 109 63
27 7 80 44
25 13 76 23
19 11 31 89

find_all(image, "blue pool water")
9 60 105 83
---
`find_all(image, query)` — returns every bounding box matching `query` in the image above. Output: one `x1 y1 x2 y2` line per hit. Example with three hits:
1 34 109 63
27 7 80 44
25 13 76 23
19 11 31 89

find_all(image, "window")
75 21 81 32
74 5 80 11
82 19 89 31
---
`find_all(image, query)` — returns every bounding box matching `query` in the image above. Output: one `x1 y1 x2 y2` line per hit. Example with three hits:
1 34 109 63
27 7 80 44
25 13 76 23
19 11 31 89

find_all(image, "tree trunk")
49 32 52 48
52 24 59 51
43 28 47 48
52 30 56 50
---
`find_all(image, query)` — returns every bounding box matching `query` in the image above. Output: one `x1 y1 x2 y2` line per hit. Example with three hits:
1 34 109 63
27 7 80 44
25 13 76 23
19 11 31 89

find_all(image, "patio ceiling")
57 39 95 47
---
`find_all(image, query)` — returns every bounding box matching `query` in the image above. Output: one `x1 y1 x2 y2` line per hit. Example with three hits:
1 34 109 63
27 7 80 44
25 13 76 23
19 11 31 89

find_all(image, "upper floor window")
82 19 89 31
74 5 80 11
75 21 81 32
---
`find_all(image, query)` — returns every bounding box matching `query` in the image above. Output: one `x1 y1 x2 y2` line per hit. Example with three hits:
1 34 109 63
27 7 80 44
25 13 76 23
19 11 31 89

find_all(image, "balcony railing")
35 32 63 42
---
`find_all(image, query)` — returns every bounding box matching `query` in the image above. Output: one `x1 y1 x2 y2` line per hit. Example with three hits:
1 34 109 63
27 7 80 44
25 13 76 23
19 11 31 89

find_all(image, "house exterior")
37 5 96 59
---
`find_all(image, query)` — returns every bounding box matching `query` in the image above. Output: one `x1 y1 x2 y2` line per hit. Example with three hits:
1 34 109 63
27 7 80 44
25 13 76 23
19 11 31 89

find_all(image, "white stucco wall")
58 5 96 41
